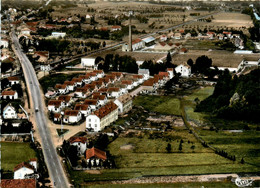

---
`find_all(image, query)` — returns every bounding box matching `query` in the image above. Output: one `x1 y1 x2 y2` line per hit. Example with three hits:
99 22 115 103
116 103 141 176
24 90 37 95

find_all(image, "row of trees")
96 54 138 73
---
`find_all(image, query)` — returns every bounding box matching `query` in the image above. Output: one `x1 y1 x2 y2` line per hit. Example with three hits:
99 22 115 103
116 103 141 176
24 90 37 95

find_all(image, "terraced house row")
45 68 174 131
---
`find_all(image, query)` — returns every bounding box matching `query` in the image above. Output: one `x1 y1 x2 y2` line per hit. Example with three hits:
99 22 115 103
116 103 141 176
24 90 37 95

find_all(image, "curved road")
11 32 70 188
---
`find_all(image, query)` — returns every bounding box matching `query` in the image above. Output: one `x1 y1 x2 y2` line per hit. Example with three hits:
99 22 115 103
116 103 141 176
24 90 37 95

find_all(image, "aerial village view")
0 0 259 187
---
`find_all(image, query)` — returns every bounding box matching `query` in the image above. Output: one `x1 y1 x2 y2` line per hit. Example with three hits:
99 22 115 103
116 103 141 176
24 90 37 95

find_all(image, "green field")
87 182 238 188
69 86 260 186
39 73 80 92
133 95 181 116
182 86 214 124
1 142 36 171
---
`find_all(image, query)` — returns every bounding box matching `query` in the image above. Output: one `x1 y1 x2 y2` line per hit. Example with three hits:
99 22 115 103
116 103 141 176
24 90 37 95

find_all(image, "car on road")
35 108 39 112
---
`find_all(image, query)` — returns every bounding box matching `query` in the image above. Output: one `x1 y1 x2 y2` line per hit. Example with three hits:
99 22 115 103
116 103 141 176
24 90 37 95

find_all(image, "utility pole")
129 11 133 52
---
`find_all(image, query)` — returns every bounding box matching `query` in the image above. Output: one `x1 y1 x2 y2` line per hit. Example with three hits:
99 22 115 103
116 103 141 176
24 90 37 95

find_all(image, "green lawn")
39 73 81 92
182 87 214 124
133 96 181 116
1 142 37 171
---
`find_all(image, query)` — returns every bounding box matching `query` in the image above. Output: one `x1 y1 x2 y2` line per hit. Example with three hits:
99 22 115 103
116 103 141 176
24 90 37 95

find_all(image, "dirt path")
108 174 260 185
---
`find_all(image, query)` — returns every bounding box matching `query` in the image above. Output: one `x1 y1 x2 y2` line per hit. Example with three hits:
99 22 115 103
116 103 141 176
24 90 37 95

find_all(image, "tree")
187 58 194 72
178 141 182 152
241 158 245 164
194 55 212 74
166 52 172 68
166 143 172 153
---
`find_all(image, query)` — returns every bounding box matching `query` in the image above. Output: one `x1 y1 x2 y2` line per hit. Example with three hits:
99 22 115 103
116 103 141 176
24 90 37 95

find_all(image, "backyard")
1 142 36 171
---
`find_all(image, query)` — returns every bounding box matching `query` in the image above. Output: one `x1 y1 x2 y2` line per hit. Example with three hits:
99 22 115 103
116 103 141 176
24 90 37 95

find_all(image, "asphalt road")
11 32 70 188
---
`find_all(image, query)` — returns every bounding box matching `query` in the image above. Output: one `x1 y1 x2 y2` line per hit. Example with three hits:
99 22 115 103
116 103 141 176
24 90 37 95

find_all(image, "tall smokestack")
129 11 133 52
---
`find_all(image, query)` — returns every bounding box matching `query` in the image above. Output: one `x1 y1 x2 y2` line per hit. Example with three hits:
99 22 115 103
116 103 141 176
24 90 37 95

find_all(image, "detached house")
64 81 76 91
58 95 73 107
92 93 108 106
1 90 18 100
3 104 17 119
7 76 20 86
55 84 69 94
175 64 191 77
107 87 121 98
14 159 37 179
86 102 118 132
86 147 107 168
63 110 82 124
69 136 88 155
72 78 83 87
114 94 132 115
93 70 105 78
47 100 65 113
75 88 90 98
84 99 101 111
74 103 91 117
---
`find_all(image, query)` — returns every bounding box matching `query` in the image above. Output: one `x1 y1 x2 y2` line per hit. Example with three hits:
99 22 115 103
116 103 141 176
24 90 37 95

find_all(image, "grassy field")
200 130 260 168
182 86 214 124
133 95 181 116
39 73 81 92
87 182 238 188
1 142 36 171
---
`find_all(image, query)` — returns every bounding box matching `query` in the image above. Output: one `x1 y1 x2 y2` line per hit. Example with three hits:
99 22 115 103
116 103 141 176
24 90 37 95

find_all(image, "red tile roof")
108 87 120 92
84 99 98 105
158 72 169 77
7 76 19 81
55 84 67 89
93 102 118 119
112 25 121 29
159 42 166 46
143 78 155 86
48 100 62 107
132 38 142 45
69 136 87 144
64 81 76 86
98 88 108 93
54 113 61 119
132 75 143 79
58 95 72 103
64 110 80 117
0 179 36 188
92 94 106 100
14 162 34 172
26 22 38 27
1 90 16 96
93 70 104 74
86 147 107 160
74 103 89 111
75 88 89 93
72 78 83 82
83 84 96 90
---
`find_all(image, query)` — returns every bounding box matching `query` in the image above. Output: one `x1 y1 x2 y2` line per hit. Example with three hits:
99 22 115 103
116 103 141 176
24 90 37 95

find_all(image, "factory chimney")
129 11 133 52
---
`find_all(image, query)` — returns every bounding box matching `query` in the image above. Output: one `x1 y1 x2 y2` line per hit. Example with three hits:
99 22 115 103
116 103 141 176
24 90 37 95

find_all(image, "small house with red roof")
79 75 92 84
72 77 83 87
121 80 134 90
92 93 108 106
74 103 91 117
86 147 107 168
13 159 37 179
93 70 105 78
63 81 76 91
107 87 121 98
7 76 20 86
55 84 69 94
69 136 88 155
111 25 122 32
86 102 118 132
58 95 73 107
84 99 101 111
1 90 18 100
33 51 49 63
75 88 91 98
63 110 82 124
160 34 167 42
47 100 65 113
